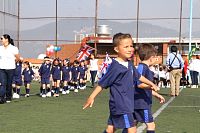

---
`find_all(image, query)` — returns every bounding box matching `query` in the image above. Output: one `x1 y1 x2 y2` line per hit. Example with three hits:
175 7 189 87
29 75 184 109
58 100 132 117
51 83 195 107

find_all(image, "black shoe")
0 98 6 104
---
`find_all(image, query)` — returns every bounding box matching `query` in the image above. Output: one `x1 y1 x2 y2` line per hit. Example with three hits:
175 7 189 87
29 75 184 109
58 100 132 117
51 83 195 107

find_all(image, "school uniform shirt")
62 66 71 81
79 66 87 78
134 63 154 109
0 44 19 69
22 68 35 82
38 63 51 78
98 59 141 115
71 66 80 80
51 65 61 80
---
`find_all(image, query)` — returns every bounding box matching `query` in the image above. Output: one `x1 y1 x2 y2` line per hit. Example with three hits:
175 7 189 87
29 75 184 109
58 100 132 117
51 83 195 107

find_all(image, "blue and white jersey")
71 66 79 79
51 65 61 80
134 63 154 109
22 68 35 82
62 66 71 81
98 59 141 115
38 63 51 78
79 66 87 78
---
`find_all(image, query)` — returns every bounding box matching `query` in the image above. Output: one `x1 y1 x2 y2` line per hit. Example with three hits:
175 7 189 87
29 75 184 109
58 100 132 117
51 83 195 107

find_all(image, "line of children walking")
38 57 88 98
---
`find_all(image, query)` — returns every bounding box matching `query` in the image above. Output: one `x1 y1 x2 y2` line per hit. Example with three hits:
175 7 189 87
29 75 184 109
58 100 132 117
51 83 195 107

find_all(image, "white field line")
168 106 200 108
137 88 184 133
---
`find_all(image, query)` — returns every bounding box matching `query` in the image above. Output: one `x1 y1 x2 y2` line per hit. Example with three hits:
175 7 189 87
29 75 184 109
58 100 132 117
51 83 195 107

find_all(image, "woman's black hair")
2 34 14 46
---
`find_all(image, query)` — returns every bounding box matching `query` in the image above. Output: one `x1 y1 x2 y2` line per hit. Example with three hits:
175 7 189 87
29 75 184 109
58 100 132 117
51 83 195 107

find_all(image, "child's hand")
83 97 94 109
157 95 165 104
151 84 160 91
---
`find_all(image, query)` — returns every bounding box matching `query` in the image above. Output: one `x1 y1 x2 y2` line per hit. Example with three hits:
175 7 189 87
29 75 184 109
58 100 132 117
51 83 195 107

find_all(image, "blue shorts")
12 77 22 86
134 109 154 123
107 113 135 129
41 77 50 84
24 81 31 86
71 76 78 82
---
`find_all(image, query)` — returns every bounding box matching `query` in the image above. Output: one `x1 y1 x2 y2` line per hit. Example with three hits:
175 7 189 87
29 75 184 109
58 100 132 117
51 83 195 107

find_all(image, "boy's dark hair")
113 33 132 47
138 43 157 61
171 46 177 52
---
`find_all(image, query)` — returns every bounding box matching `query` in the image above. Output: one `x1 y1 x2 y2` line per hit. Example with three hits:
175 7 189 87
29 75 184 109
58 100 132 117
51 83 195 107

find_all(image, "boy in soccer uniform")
22 61 35 97
38 56 52 98
83 33 159 133
123 43 165 133
79 60 88 90
70 60 80 93
61 58 71 94
51 58 62 97
12 60 23 99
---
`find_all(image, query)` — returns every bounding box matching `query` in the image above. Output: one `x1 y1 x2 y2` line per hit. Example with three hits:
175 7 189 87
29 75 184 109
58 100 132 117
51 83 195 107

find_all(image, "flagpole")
189 0 193 56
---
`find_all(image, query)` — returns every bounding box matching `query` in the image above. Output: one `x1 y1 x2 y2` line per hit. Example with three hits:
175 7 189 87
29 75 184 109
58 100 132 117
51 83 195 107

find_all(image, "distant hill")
20 19 179 40
19 19 200 58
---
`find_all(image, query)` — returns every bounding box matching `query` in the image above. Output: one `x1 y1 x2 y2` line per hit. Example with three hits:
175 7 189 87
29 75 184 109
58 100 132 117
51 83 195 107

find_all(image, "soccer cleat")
74 89 78 93
25 94 30 97
46 92 52 97
42 94 46 98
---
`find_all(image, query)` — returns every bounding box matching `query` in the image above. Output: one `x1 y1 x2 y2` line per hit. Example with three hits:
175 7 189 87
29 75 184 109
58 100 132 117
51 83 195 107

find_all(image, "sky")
19 0 200 32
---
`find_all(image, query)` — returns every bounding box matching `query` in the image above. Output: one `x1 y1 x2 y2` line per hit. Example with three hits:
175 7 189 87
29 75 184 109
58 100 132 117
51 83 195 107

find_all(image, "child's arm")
83 85 103 109
139 75 160 91
152 91 165 104
138 83 151 89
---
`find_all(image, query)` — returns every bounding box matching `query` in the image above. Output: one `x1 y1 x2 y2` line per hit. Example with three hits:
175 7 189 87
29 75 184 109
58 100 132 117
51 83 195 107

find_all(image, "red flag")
77 44 94 61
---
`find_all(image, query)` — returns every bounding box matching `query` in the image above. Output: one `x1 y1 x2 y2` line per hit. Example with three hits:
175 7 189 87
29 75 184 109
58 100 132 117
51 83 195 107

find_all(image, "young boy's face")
149 56 157 65
114 38 133 60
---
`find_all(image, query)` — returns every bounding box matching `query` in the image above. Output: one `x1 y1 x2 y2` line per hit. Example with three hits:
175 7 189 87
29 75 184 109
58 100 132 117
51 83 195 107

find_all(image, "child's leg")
16 85 21 95
12 84 16 93
104 125 116 133
42 84 46 94
25 83 30 97
63 81 68 91
146 122 155 133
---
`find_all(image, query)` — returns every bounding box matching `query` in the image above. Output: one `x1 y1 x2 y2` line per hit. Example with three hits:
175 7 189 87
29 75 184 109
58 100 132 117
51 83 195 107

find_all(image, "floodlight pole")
178 0 183 53
135 0 140 65
189 0 193 55
55 0 58 58
94 0 98 56
17 0 20 48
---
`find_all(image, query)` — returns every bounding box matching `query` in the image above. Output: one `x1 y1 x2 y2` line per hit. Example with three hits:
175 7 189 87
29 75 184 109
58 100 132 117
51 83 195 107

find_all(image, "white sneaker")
74 89 78 93
59 88 63 92
66 90 70 94
13 93 18 99
42 94 46 98
62 91 66 95
83 86 86 89
70 86 74 90
46 92 52 97
25 94 30 97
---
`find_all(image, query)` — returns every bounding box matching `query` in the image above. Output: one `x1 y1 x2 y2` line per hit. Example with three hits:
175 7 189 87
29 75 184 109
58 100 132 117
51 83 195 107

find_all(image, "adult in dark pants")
189 55 200 88
89 54 98 87
0 34 21 103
